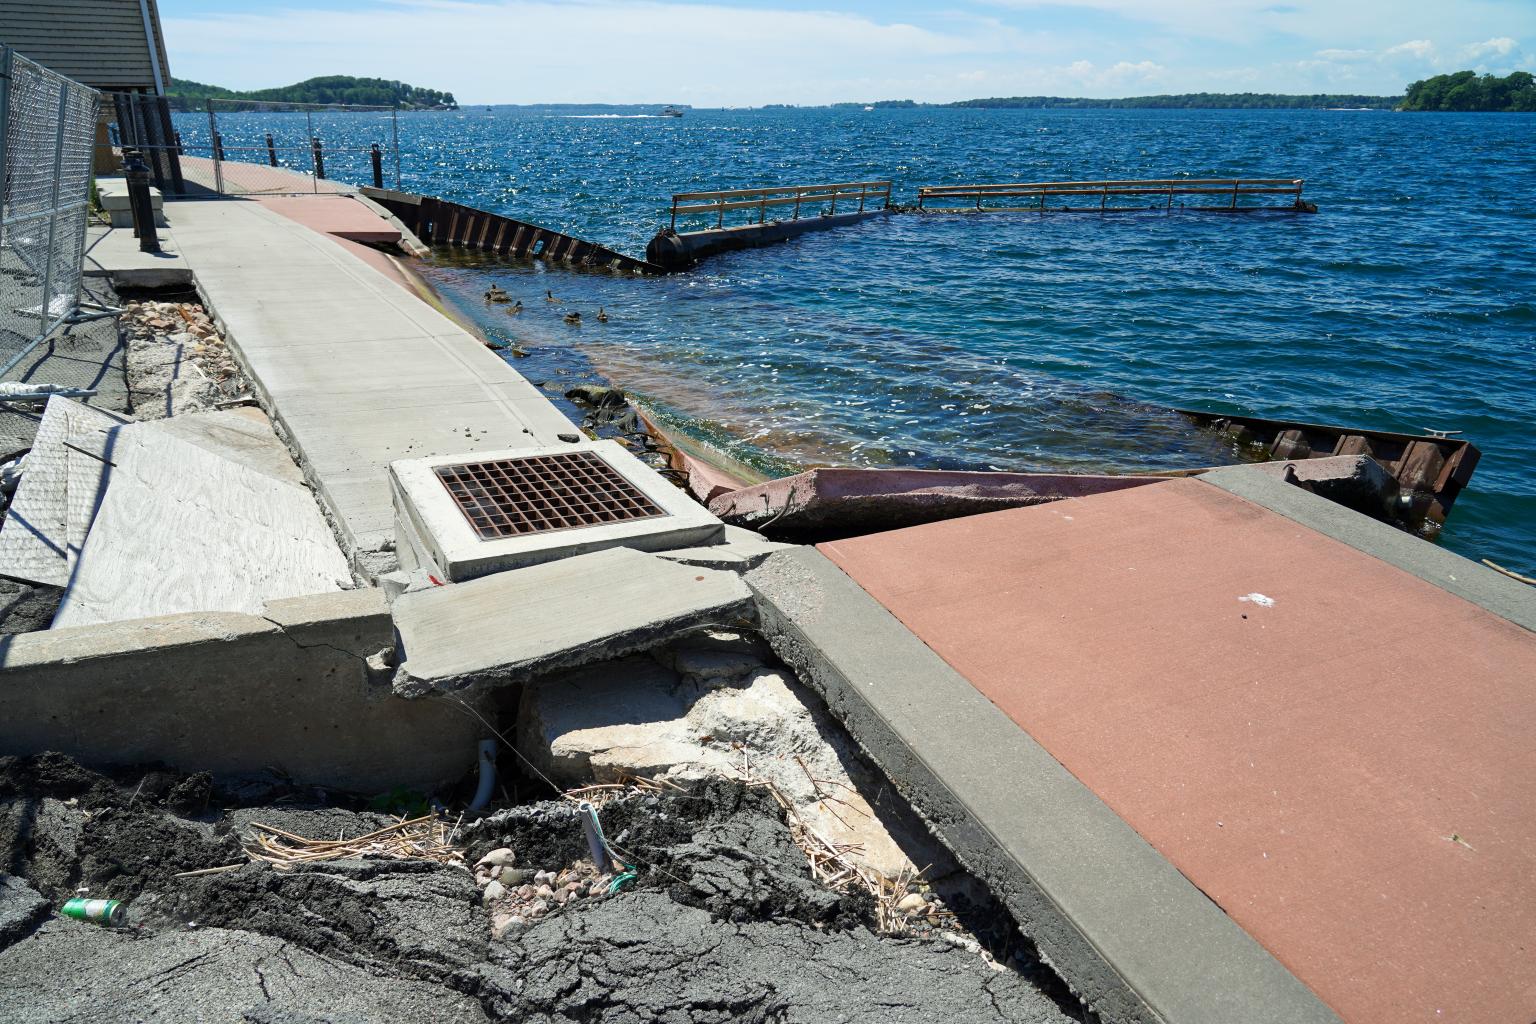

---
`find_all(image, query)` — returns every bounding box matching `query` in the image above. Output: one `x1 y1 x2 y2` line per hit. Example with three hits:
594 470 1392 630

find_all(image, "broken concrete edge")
351 191 432 257
1199 466 1536 633
388 547 759 696
0 586 485 794
654 526 795 572
392 595 760 698
744 546 1342 1024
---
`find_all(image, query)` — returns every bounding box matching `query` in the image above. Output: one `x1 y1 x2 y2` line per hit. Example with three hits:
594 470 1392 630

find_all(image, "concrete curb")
746 547 1341 1024
1199 467 1536 632
0 588 483 792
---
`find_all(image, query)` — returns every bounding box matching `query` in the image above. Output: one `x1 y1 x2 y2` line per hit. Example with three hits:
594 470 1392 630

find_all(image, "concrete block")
391 547 757 696
83 224 191 289
0 590 483 793
1202 454 1400 521
514 649 939 881
97 179 167 228
515 658 696 782
390 440 724 581
261 587 390 659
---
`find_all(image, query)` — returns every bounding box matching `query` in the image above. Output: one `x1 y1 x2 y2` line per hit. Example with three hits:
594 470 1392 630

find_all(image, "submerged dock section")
918 178 1313 213
361 186 661 273
647 179 892 270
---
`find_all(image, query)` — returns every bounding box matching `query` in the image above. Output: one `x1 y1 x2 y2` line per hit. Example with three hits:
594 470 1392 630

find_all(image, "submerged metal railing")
668 180 892 231
0 47 103 378
917 178 1310 213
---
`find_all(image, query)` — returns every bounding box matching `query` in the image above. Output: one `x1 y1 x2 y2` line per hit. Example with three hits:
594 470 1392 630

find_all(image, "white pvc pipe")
467 739 497 812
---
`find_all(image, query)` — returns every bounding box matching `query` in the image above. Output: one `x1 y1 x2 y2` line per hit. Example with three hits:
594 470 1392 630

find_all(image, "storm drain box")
389 439 724 580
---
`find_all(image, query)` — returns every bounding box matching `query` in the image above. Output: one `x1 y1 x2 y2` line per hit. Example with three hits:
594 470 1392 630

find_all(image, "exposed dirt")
0 755 1083 1023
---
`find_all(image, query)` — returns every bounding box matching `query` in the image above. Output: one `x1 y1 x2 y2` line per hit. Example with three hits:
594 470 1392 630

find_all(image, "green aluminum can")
61 897 125 927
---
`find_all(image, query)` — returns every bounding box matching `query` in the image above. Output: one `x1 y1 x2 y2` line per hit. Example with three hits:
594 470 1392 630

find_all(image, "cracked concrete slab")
391 547 757 696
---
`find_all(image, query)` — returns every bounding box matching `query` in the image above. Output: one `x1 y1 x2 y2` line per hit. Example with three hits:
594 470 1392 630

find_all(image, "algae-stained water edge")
354 105 1533 569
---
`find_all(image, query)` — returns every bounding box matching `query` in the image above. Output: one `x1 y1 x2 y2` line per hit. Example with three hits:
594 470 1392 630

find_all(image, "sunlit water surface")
182 106 1536 568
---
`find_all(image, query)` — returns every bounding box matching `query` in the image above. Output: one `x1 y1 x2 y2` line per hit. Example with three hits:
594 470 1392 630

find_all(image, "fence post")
205 101 223 194
312 137 325 180
1230 181 1239 210
123 148 161 253
391 107 401 189
173 129 184 155
37 84 71 335
212 131 224 162
371 143 383 188
0 50 12 199
265 133 278 166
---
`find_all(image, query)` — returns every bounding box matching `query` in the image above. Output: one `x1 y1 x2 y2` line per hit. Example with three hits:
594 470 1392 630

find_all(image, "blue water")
180 106 1536 570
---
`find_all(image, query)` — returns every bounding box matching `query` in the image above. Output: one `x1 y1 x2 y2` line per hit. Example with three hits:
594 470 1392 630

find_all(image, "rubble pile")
121 298 249 418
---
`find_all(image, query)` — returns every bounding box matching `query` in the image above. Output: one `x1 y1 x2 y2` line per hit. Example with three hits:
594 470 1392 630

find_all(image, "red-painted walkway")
821 478 1536 1024
253 195 412 294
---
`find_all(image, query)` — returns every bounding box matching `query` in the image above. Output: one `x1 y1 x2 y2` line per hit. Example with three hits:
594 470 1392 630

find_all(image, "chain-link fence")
112 95 401 196
111 91 183 195
0 46 102 378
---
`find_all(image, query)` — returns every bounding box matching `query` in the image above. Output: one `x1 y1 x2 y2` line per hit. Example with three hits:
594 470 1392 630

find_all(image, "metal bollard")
370 143 383 189
122 148 161 253
265 133 278 167
311 137 325 180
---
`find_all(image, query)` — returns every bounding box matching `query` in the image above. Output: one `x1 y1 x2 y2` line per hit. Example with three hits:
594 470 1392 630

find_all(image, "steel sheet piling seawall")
361 187 660 273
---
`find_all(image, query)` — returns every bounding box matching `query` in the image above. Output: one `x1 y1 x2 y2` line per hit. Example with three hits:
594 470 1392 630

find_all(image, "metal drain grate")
434 451 667 540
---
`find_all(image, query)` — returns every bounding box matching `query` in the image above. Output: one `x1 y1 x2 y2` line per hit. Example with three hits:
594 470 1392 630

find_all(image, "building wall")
0 0 172 92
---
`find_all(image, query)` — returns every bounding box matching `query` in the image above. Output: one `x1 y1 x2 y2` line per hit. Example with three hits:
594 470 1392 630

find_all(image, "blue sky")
157 1 1536 104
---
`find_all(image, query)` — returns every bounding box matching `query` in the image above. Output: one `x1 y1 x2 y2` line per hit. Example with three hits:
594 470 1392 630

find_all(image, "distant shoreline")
470 96 1403 112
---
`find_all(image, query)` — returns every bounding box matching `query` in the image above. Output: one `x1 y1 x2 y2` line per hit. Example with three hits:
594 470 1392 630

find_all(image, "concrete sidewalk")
143 196 579 574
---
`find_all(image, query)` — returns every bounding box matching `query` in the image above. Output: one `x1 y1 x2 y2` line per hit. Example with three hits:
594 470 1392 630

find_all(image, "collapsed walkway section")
751 470 1536 1024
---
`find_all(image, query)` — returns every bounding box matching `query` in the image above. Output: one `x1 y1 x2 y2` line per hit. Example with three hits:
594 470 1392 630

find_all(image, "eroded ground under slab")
0 754 1084 1024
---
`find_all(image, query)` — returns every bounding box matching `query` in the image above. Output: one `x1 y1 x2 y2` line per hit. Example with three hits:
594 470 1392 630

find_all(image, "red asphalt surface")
820 478 1536 1024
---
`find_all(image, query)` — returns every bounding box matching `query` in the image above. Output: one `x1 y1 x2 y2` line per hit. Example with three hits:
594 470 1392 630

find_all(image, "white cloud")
1384 39 1434 59
1104 60 1165 81
164 0 1048 105
160 0 1536 103
1461 36 1517 60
